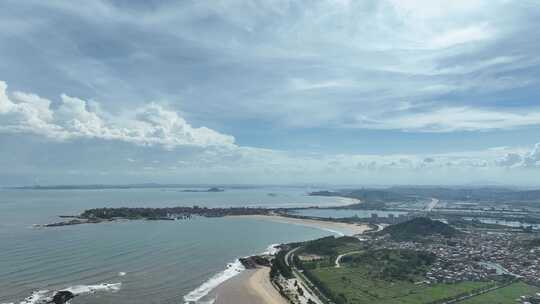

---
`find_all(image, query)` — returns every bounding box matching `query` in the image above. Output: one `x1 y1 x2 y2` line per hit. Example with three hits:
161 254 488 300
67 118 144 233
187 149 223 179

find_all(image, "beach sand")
213 267 287 304
209 214 369 303
233 214 371 236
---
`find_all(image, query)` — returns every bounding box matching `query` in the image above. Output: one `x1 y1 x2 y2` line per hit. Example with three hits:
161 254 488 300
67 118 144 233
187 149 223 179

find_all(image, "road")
335 251 361 268
284 247 326 304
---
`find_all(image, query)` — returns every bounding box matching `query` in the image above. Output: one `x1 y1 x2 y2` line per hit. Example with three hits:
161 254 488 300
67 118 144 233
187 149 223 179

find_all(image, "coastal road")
284 246 300 268
335 251 361 268
284 247 326 304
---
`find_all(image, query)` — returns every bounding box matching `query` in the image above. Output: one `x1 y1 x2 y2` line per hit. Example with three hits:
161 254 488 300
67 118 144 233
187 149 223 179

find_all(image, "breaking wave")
183 260 245 304
3 282 121 304
183 243 283 304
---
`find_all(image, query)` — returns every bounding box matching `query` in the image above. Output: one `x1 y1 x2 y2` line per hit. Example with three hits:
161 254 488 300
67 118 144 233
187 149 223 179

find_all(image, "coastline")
189 214 369 303
230 214 371 236
208 267 287 304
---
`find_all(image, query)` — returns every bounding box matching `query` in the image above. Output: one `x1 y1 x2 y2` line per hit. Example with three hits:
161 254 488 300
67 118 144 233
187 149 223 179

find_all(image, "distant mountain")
311 186 540 203
387 186 540 201
378 217 458 241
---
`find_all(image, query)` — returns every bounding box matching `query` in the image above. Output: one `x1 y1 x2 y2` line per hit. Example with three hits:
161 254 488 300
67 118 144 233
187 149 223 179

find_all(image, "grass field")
460 281 540 304
308 264 491 304
296 235 525 304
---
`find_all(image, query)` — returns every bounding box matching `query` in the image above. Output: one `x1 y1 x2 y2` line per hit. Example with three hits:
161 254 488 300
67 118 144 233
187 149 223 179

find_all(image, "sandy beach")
233 214 371 236
208 214 370 303
213 267 287 304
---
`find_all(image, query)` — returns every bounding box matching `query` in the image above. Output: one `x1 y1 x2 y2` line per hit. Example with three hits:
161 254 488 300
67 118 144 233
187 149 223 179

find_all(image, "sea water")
0 187 344 303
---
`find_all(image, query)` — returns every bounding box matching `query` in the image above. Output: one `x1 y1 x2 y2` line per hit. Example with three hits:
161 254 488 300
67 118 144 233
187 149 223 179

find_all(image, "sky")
1 0 540 186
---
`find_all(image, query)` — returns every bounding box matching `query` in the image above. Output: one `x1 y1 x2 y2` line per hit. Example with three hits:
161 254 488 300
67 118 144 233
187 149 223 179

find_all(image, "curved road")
284 247 326 304
335 251 361 268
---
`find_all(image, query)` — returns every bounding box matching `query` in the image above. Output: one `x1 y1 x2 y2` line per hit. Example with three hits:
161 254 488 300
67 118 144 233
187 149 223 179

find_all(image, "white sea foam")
183 259 245 304
319 227 345 236
262 243 281 255
183 242 287 304
118 272 127 276
9 283 121 304
61 282 121 295
17 290 49 304
182 218 345 304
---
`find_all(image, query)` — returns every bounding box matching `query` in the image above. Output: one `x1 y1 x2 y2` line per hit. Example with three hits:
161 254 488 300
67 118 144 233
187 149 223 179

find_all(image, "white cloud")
173 143 528 175
523 143 540 167
430 24 492 49
0 80 235 148
288 78 355 91
496 153 523 167
349 107 540 132
2 1 539 134
496 143 540 168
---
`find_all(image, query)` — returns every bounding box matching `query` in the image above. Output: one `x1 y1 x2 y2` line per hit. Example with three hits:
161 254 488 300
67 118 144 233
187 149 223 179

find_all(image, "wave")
183 243 284 304
262 243 281 255
62 282 121 295
4 282 121 304
183 259 245 304
183 221 344 304
318 227 345 236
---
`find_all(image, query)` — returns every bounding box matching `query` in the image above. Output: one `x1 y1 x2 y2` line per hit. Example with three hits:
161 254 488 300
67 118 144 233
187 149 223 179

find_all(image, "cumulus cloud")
175 144 524 175
0 80 235 148
523 143 540 167
2 0 540 134
496 143 540 168
496 153 523 167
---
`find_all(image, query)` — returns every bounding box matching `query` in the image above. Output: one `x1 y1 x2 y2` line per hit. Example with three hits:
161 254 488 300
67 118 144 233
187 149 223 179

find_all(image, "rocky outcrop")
50 291 74 304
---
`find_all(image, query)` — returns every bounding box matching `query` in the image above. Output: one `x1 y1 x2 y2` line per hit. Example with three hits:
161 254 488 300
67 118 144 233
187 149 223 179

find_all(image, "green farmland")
460 281 540 304
304 260 492 304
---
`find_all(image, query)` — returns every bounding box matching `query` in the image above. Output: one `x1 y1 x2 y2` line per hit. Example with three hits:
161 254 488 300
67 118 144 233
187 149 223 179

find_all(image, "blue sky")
1 0 540 186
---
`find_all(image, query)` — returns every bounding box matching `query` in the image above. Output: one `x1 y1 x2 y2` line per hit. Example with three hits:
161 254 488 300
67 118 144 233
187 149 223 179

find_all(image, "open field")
460 281 540 304
294 235 495 304
307 264 491 304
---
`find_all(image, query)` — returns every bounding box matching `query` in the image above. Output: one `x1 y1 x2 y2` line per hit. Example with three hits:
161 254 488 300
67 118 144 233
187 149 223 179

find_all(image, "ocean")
0 187 345 304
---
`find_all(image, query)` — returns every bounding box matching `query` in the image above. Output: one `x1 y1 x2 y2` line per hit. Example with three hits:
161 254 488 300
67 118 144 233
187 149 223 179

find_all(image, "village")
364 229 540 304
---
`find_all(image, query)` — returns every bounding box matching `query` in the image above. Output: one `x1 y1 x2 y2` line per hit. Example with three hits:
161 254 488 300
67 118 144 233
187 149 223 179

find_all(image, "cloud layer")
0 81 234 149
1 0 540 134
1 1 540 185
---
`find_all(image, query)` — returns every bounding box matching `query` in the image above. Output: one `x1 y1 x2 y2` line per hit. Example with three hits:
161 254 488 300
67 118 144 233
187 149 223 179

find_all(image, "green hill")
379 217 458 241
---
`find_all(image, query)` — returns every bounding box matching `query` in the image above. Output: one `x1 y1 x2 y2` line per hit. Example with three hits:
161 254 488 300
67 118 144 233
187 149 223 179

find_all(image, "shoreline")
229 214 371 236
208 267 288 304
189 215 369 303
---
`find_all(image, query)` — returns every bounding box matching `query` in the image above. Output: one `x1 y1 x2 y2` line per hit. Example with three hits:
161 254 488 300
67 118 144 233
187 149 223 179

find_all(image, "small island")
40 206 275 227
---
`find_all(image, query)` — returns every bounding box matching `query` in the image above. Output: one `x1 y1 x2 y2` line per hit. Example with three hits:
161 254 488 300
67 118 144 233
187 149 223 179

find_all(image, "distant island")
39 206 275 227
179 187 224 192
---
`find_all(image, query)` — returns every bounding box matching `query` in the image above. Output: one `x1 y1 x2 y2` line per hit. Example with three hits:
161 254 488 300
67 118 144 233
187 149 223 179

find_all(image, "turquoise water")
0 187 342 303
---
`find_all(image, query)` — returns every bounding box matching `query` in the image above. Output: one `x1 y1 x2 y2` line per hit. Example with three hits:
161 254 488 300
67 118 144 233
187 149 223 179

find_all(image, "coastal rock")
50 291 74 304
239 256 271 269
